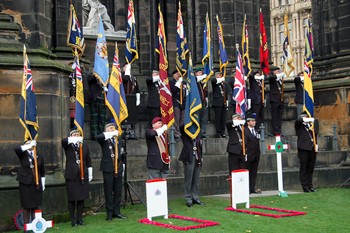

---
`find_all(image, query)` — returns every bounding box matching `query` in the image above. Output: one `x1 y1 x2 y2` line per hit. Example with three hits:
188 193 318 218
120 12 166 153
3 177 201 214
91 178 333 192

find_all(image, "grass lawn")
7 188 350 233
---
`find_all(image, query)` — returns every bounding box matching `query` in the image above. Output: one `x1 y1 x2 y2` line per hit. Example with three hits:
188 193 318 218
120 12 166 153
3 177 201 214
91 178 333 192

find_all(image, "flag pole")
33 146 39 187
79 143 84 183
242 125 246 157
114 137 119 177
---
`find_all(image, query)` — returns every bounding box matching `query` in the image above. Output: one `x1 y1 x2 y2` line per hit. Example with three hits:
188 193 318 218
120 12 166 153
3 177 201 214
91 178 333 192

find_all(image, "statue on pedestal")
83 0 114 34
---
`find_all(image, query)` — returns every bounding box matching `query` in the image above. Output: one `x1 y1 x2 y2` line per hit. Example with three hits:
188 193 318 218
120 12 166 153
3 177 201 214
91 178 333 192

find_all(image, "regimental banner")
184 55 202 139
303 16 314 117
282 12 295 77
156 4 174 128
125 0 139 64
67 4 85 55
259 9 270 75
106 43 129 133
217 15 228 77
93 17 109 87
73 52 84 136
202 12 214 87
242 14 251 77
20 45 39 141
176 1 189 77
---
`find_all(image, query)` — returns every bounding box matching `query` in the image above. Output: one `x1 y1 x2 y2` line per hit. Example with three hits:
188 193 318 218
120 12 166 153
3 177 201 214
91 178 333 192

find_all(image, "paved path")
209 190 303 198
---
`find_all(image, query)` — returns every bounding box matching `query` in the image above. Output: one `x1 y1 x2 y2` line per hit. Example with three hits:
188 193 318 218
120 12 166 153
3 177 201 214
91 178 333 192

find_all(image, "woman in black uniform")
62 129 92 226
15 140 45 225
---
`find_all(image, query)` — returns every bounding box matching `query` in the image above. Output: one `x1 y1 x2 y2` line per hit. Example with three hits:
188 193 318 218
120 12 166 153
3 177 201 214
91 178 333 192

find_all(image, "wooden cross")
268 134 289 197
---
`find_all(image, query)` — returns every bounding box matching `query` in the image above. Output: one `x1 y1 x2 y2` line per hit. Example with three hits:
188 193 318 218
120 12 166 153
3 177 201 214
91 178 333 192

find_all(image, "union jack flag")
233 45 247 117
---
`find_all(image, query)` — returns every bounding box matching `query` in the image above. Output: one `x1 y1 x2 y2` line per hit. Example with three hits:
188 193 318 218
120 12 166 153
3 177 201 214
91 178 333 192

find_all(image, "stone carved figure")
83 0 114 34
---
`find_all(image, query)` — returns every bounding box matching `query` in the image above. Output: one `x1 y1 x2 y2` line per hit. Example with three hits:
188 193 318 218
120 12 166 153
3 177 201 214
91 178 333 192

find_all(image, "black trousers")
103 172 123 218
270 102 283 135
213 106 226 136
228 153 245 175
298 148 316 190
245 157 260 192
68 200 84 223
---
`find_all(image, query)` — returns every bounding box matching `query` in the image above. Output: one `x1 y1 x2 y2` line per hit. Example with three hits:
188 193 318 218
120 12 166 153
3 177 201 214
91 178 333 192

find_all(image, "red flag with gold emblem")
155 4 174 128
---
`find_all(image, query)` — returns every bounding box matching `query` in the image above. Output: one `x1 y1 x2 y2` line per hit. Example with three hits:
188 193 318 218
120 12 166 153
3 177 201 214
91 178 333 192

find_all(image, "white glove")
88 167 93 182
196 74 207 82
247 99 251 110
21 143 31 151
161 124 168 131
103 86 108 92
21 140 37 151
302 117 314 123
155 127 165 136
276 72 285 80
153 75 160 83
68 136 83 144
300 76 304 82
125 64 131 76
254 74 264 80
41 177 46 191
136 93 140 106
315 144 318 152
244 76 248 81
175 80 182 88
226 100 229 108
216 77 225 84
30 140 37 148
103 130 118 140
178 77 183 83
233 119 246 126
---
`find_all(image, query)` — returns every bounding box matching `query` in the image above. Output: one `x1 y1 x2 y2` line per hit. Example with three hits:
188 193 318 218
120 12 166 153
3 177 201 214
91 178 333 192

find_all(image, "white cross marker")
24 210 53 233
268 134 289 197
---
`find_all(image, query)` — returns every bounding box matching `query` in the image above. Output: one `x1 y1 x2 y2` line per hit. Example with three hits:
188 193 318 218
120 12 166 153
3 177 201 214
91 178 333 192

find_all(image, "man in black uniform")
146 70 161 123
145 117 169 179
170 70 186 139
247 70 265 130
15 140 45 225
122 63 140 106
179 126 204 207
226 114 247 175
295 111 318 192
212 72 228 138
96 122 126 221
195 67 208 138
268 66 286 135
62 129 92 227
245 114 261 194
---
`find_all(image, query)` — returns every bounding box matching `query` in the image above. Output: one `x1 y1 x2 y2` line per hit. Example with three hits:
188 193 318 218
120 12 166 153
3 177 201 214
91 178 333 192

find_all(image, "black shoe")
76 219 85 225
201 134 207 139
221 134 227 138
193 200 205 205
106 217 112 221
113 213 126 219
303 188 310 193
186 202 192 207
309 188 316 192
71 221 77 227
250 189 262 194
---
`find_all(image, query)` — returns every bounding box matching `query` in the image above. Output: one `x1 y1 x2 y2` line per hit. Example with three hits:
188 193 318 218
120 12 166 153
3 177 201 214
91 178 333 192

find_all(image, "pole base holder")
279 190 288 198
